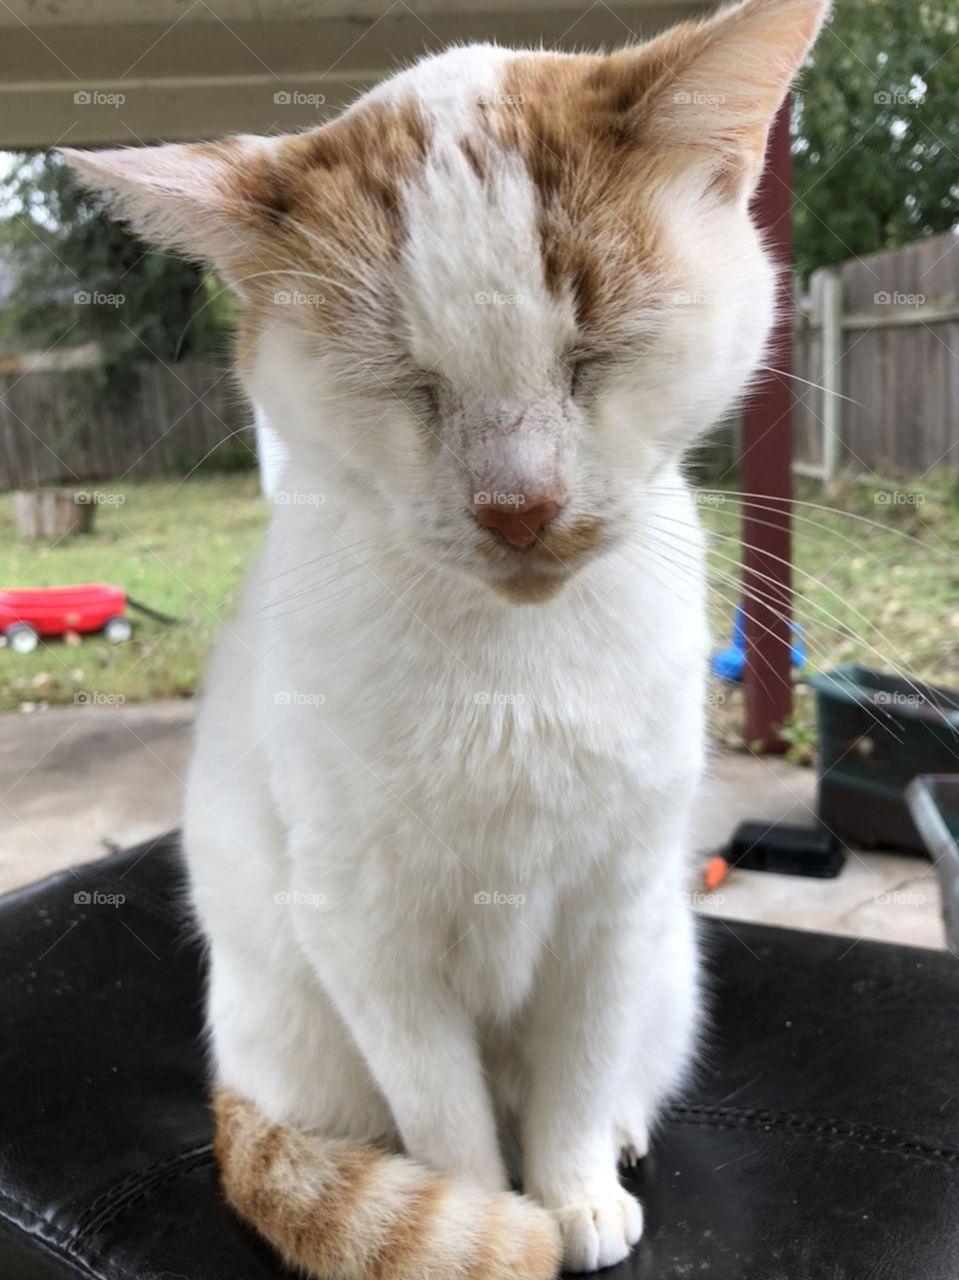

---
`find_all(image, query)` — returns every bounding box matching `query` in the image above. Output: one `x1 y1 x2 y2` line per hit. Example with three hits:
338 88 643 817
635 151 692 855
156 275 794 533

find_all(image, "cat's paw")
550 1183 643 1273
615 1100 650 1168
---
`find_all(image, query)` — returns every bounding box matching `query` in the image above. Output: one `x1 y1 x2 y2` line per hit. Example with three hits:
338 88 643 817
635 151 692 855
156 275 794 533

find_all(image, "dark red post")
741 101 794 751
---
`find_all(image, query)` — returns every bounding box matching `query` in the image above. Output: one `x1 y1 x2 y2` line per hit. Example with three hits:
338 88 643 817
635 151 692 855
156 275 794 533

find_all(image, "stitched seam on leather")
670 1103 959 1168
670 1110 959 1172
69 1143 213 1245
73 1150 216 1257
0 1196 105 1280
70 1143 211 1235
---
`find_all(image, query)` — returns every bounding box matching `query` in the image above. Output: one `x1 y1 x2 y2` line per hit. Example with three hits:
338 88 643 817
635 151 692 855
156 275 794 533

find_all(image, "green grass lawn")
0 474 267 714
2 470 958 761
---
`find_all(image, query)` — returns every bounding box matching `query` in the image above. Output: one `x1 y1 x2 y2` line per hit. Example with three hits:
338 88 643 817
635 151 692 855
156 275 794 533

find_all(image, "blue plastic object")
712 605 806 683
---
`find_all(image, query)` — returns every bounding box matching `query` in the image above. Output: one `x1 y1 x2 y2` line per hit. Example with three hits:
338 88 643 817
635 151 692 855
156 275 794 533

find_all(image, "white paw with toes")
552 1183 643 1273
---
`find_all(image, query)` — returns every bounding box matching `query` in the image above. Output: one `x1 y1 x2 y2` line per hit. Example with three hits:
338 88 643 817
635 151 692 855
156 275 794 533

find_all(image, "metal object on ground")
906 775 959 953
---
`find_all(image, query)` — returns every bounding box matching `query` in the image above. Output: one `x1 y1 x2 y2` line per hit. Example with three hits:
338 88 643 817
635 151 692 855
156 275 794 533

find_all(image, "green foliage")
685 419 739 486
777 712 818 767
793 1 959 279
165 432 259 476
0 151 232 381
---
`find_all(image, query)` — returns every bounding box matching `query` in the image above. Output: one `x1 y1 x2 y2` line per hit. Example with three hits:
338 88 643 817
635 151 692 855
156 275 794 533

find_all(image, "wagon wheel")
103 615 133 644
5 623 39 655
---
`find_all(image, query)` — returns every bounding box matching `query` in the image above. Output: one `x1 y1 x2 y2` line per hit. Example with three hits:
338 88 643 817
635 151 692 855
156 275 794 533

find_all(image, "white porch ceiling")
0 0 713 147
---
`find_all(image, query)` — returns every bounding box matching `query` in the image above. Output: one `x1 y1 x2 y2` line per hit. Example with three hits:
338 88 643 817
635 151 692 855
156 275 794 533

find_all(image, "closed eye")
402 368 443 414
569 359 590 397
569 356 604 398
419 379 443 417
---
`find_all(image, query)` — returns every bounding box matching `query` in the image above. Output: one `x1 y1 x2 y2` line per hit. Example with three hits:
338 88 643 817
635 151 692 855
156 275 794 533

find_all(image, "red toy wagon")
0 584 133 654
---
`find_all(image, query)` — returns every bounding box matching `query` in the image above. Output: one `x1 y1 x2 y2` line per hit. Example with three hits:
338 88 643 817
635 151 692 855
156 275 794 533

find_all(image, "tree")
793 1 959 281
0 150 232 370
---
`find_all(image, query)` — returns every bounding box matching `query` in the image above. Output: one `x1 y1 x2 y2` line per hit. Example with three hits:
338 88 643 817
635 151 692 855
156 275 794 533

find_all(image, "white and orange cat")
66 1 827 1275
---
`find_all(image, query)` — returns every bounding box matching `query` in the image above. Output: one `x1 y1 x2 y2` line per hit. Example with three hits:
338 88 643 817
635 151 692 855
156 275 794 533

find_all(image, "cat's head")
64 0 827 605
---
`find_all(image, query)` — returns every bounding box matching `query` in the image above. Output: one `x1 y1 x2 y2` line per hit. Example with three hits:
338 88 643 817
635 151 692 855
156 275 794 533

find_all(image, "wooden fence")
5 231 959 490
794 230 959 478
0 355 251 490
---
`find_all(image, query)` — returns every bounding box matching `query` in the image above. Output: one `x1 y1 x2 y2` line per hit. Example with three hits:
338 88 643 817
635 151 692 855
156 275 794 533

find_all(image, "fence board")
0 355 251 491
795 229 959 476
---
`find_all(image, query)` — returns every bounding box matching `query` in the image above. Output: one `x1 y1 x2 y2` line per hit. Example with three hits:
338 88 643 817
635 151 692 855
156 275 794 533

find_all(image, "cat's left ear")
638 0 830 200
60 137 283 294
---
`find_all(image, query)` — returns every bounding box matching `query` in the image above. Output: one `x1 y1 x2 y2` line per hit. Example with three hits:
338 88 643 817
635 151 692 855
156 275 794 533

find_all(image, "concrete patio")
0 701 946 951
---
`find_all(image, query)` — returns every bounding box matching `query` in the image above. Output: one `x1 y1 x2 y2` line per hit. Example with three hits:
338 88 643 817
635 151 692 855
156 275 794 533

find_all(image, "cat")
64 0 828 1275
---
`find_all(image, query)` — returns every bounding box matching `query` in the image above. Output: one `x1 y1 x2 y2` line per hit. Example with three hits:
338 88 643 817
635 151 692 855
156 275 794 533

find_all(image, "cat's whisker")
258 535 380 583
755 365 865 407
265 538 431 626
641 539 815 711
690 496 899 575
703 533 938 710
254 539 381 615
329 562 437 650
296 575 383 623
258 563 378 622
646 526 945 746
648 503 938 667
650 485 954 561
226 266 369 303
643 542 910 745
646 514 939 714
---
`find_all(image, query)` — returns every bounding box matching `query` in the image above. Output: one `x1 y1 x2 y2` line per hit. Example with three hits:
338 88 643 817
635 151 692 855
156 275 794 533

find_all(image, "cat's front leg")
291 905 509 1193
522 876 689 1273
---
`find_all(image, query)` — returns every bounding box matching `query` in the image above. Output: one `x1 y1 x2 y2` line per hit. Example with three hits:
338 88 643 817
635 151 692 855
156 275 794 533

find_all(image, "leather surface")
1 835 957 1279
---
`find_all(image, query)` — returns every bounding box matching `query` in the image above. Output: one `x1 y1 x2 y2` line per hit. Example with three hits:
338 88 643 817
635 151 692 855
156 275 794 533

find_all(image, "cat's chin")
488 570 571 606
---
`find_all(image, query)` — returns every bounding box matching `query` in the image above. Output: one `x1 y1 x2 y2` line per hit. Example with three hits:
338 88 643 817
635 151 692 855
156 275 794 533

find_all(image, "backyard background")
3 469 957 767
1 0 958 765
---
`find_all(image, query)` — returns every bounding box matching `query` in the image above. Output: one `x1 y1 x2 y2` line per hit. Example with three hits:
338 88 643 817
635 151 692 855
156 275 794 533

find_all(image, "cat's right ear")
60 138 283 296
627 0 830 201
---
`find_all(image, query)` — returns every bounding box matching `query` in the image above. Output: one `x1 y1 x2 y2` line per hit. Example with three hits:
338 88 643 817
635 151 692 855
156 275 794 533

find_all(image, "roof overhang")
1 0 714 148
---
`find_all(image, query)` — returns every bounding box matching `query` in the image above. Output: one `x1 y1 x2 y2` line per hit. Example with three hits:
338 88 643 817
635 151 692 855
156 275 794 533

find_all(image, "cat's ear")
637 0 829 199
59 138 282 294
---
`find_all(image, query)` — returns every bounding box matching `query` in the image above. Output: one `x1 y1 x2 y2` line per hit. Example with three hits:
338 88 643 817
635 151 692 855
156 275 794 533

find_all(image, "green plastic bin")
809 664 959 852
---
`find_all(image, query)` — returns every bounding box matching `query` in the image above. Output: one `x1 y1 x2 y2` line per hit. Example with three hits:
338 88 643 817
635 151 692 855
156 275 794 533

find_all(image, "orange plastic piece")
704 856 729 890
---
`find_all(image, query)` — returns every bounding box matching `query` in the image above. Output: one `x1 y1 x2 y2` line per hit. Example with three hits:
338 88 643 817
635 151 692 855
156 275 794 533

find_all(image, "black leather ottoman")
2 836 957 1279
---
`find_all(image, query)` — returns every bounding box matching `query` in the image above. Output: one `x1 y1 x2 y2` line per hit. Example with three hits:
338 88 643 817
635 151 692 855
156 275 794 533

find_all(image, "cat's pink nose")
471 495 563 549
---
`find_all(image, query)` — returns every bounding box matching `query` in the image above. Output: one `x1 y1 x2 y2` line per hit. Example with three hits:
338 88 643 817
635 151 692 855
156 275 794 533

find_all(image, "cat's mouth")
476 515 605 604
489 569 571 605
